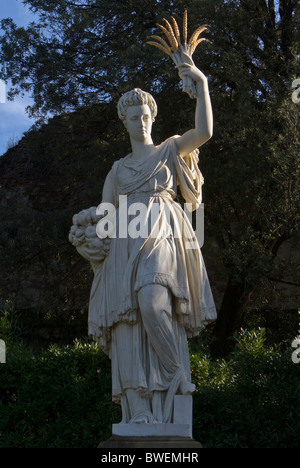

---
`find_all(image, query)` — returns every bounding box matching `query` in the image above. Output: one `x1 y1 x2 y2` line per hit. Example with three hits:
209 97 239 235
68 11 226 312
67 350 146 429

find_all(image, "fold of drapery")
81 136 216 356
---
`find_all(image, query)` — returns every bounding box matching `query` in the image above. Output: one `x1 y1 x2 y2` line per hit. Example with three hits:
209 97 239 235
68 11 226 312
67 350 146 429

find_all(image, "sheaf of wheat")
146 9 209 59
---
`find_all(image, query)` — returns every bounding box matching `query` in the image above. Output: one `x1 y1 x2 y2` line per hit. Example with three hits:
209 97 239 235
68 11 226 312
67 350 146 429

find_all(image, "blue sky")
0 0 37 155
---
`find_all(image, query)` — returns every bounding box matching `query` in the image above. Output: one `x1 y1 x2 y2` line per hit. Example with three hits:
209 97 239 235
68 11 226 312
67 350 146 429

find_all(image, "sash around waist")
121 190 175 202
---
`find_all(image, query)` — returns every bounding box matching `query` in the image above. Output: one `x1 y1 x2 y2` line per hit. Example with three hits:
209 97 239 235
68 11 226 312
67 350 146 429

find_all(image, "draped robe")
81 136 217 422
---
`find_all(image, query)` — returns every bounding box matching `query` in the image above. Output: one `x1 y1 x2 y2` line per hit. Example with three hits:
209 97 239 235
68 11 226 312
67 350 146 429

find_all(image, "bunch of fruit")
69 206 110 259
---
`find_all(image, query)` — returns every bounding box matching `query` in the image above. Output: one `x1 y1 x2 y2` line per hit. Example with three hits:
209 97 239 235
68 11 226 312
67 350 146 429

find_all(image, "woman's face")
125 104 153 142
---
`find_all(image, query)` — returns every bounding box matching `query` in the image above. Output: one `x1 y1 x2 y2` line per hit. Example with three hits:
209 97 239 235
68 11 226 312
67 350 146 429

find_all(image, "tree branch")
268 277 300 287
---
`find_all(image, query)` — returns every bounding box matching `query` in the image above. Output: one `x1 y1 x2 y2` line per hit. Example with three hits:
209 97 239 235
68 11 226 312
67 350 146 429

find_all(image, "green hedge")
0 329 299 448
0 340 120 448
191 328 300 448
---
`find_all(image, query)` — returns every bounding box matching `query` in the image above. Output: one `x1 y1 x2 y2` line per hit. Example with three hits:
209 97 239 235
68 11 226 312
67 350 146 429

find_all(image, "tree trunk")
210 277 253 358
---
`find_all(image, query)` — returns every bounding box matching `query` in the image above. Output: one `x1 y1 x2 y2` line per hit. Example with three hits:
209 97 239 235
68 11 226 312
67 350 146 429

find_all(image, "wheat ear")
163 18 178 50
146 41 173 57
190 37 207 55
188 24 209 46
149 35 173 54
171 16 181 46
156 22 177 51
183 9 188 44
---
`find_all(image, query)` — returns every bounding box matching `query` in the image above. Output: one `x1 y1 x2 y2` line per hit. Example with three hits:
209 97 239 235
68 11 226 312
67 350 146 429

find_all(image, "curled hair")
117 88 157 123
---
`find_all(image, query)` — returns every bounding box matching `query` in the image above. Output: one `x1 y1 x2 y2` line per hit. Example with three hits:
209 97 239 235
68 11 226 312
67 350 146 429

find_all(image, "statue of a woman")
69 62 217 426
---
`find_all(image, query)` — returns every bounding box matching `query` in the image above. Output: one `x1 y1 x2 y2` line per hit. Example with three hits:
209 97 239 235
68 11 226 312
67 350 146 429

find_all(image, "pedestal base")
98 395 201 448
112 422 192 438
98 435 202 448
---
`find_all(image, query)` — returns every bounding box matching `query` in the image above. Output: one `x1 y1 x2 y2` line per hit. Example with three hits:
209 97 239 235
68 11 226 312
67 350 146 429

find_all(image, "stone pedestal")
98 395 202 448
98 435 202 448
112 422 192 438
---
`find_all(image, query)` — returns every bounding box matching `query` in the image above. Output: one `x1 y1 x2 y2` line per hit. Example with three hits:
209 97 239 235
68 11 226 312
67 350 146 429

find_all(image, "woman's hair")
117 88 158 123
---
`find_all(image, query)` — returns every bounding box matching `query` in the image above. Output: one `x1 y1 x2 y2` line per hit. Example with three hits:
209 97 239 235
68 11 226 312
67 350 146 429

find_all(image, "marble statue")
69 11 217 437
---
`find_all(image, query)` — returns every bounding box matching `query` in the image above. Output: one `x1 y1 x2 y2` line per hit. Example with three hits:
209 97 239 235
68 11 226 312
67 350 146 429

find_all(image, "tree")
0 0 190 117
197 0 300 356
0 0 299 356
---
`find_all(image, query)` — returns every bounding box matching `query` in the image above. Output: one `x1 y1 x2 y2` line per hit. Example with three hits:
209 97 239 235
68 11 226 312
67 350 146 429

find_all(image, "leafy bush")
191 328 300 448
0 339 121 448
0 328 299 448
0 300 23 344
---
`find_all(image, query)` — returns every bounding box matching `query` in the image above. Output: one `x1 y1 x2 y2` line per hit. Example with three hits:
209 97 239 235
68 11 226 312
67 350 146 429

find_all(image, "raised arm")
175 64 213 157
